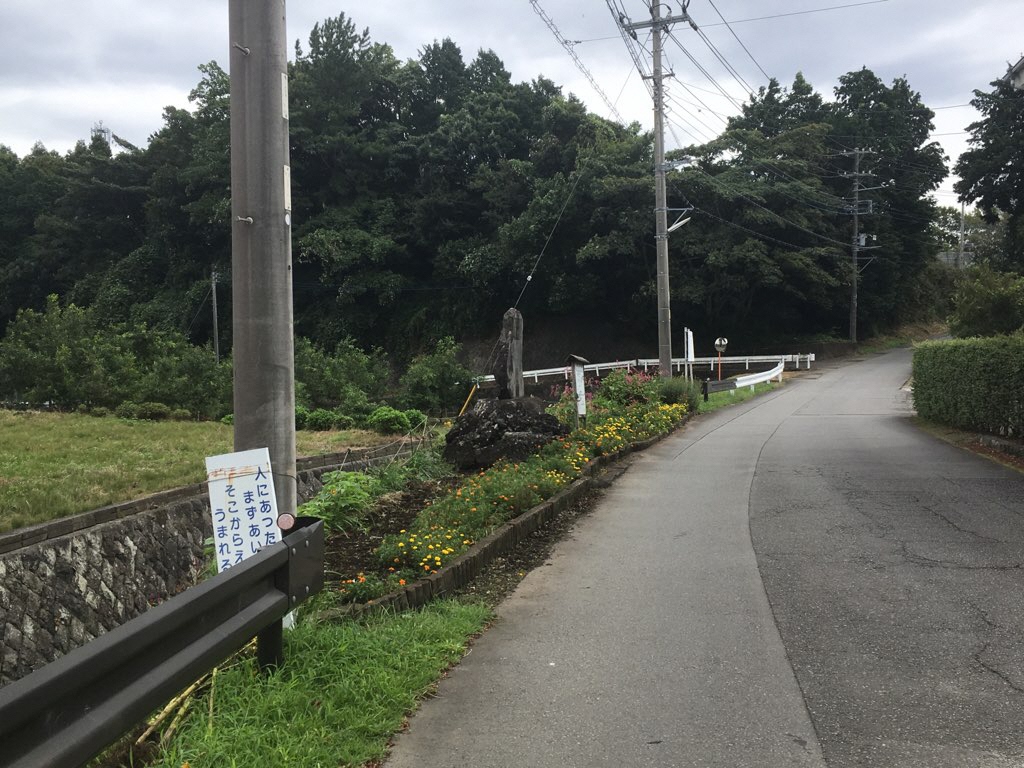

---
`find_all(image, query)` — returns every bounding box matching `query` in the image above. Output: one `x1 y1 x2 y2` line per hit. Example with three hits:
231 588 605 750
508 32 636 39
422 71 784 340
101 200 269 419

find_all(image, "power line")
529 0 626 124
705 0 772 82
700 1 891 28
664 28 744 110
693 207 843 255
692 166 853 247
691 22 758 96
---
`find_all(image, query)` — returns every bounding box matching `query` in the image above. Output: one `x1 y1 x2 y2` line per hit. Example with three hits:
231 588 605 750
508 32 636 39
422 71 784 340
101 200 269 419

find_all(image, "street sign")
206 448 282 574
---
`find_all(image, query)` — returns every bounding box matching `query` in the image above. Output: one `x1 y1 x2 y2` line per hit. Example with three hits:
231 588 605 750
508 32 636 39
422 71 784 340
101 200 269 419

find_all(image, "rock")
443 397 570 470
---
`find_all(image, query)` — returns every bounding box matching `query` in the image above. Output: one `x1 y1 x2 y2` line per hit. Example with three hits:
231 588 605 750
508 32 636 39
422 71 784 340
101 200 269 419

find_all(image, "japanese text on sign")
205 448 281 574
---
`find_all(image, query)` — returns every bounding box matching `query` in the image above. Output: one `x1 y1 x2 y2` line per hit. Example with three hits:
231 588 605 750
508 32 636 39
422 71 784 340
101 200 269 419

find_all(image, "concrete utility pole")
211 269 220 363
651 3 672 378
621 4 693 378
837 148 876 343
229 0 296 526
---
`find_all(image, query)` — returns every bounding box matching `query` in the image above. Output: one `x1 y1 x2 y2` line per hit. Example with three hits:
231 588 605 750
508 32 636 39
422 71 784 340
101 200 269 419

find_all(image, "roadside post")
714 337 728 381
685 327 695 382
566 354 590 430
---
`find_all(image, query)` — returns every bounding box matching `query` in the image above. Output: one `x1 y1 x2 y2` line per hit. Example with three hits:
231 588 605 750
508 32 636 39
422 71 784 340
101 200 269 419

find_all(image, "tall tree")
954 77 1024 271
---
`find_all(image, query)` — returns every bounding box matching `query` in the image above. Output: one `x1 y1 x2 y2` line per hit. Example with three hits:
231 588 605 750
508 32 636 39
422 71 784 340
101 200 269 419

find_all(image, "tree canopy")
0 13 953 366
954 78 1024 270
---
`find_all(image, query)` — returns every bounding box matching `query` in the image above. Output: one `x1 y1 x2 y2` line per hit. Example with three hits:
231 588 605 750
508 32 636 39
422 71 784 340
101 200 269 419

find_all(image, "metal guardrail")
0 518 324 768
701 360 785 401
478 354 814 385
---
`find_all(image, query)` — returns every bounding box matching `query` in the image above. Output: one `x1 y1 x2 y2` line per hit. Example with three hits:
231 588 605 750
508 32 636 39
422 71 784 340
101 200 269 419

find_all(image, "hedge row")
912 335 1024 438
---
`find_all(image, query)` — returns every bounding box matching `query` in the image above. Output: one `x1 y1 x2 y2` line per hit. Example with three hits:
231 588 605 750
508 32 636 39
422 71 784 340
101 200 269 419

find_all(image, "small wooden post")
566 354 590 430
503 308 525 399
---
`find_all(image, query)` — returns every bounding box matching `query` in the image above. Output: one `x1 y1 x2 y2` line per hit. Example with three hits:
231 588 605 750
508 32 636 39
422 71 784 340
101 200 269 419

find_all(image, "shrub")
913 335 1024 438
221 413 234 426
115 401 140 420
169 408 192 421
294 337 387 411
305 408 337 431
592 368 657 408
294 404 310 431
366 405 411 434
404 408 428 430
299 471 375 532
89 406 110 418
657 376 701 411
136 402 172 421
949 264 1024 338
333 412 355 430
398 337 472 414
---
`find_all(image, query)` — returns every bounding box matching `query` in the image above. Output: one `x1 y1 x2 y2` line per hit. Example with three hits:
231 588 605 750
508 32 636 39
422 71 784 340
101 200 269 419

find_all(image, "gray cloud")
0 0 1018 199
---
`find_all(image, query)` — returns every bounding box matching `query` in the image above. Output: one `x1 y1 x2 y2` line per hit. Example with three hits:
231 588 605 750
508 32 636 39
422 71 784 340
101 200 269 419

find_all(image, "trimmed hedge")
912 335 1024 438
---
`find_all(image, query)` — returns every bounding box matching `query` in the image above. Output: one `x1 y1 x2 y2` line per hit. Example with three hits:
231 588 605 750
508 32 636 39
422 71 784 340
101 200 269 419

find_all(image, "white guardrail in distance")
478 354 814 384
733 359 785 389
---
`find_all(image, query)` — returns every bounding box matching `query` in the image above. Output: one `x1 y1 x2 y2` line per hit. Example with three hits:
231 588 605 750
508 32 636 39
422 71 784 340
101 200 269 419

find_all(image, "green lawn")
0 411 394 533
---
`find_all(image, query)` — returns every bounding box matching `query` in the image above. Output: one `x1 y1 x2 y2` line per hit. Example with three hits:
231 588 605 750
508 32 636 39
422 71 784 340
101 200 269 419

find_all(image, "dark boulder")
443 397 569 470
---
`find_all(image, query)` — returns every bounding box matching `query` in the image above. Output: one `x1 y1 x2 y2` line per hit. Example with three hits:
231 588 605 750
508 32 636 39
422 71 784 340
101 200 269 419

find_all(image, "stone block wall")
0 441 417 686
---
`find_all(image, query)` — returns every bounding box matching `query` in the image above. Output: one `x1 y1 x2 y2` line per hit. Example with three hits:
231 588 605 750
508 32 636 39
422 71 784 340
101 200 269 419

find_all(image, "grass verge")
698 381 779 414
149 601 491 768
0 410 394 533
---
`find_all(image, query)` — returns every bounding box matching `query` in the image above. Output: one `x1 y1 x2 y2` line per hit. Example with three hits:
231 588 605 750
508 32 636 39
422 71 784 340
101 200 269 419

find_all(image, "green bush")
89 406 110 418
333 412 355 430
404 408 428 430
0 295 231 417
299 471 376 532
115 401 140 420
657 375 701 411
136 402 172 421
593 368 657 408
949 265 1024 338
913 335 1024 437
169 408 192 421
294 404 310 430
221 413 234 426
366 405 412 434
305 408 337 431
294 337 387 412
398 337 471 414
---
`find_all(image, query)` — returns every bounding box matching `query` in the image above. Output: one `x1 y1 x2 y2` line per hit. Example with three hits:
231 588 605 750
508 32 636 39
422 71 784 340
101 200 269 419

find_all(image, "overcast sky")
1 0 1019 204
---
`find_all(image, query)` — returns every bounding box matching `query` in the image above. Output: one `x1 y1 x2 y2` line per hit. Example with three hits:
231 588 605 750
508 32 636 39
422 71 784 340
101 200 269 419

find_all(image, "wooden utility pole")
228 0 296 532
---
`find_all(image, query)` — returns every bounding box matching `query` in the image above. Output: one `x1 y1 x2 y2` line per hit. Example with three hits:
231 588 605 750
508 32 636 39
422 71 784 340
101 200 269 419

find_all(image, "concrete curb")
979 434 1024 458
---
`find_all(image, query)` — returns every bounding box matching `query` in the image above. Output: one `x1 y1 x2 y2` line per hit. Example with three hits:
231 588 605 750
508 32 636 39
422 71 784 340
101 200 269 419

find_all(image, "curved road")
386 349 1024 767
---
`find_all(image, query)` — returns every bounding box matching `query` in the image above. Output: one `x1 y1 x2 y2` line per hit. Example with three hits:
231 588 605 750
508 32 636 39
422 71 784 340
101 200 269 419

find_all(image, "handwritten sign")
206 448 281 574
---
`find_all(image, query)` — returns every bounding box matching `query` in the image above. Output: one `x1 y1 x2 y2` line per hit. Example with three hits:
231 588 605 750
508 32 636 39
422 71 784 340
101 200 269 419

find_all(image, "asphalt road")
385 349 1024 767
750 349 1024 767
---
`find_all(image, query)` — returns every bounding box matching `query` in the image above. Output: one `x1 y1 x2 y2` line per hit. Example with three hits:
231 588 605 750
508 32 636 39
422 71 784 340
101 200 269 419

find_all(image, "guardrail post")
257 620 284 671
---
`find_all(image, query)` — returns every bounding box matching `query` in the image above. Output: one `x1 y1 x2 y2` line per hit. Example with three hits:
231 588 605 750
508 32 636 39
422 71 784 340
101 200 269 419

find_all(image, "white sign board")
206 448 281 574
572 363 587 418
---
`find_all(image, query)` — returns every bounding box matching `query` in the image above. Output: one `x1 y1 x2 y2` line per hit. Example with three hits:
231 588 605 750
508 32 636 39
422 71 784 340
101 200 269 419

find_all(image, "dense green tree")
948 264 1024 337
825 69 948 333
954 78 1024 270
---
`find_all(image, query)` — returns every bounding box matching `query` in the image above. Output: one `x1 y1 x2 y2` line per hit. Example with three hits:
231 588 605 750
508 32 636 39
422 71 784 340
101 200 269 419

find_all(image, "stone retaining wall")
0 441 417 686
